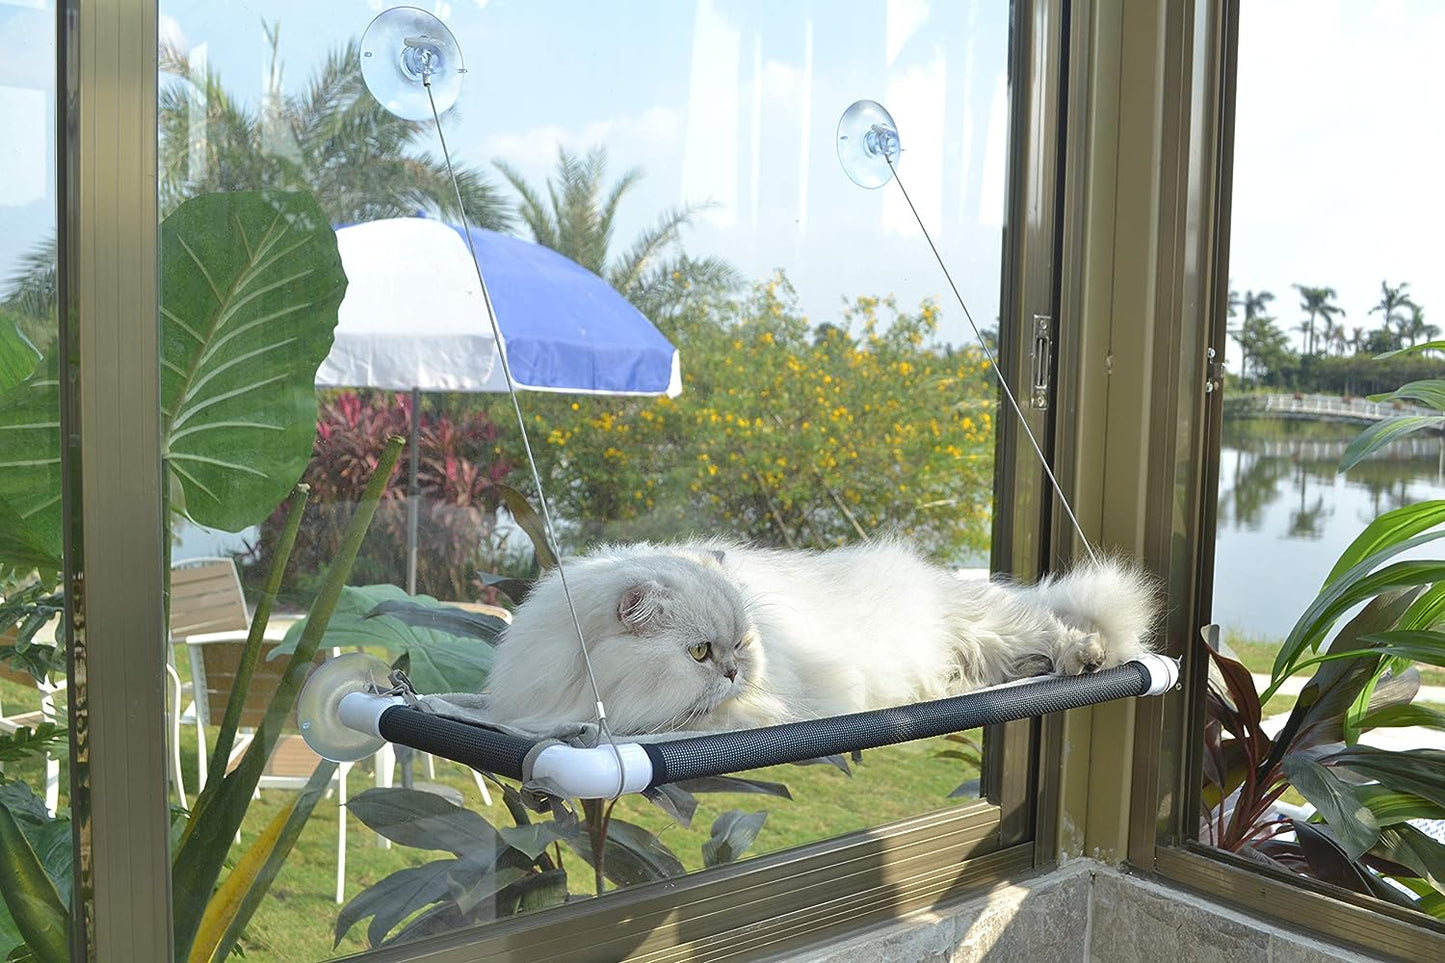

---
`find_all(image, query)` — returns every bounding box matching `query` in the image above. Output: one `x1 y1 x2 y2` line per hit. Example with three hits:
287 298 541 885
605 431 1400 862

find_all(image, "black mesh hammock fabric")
367 659 1168 792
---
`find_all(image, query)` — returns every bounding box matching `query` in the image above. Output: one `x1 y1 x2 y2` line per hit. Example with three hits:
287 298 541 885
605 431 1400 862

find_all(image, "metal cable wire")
884 152 1100 564
424 79 627 798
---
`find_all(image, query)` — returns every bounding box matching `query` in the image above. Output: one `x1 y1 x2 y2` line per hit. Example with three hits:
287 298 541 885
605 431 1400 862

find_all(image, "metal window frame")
1074 1 1445 959
56 0 1072 959
58 0 172 960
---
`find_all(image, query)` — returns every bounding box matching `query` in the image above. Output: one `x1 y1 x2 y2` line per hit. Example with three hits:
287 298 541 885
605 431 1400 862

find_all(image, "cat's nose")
724 667 738 681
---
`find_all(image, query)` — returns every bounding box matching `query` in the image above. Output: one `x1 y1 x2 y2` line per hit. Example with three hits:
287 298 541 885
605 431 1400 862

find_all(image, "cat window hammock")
298 653 1178 799
294 10 1181 801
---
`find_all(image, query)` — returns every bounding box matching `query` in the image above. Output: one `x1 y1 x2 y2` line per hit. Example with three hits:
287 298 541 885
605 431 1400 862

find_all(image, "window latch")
1030 314 1052 410
1205 347 1223 395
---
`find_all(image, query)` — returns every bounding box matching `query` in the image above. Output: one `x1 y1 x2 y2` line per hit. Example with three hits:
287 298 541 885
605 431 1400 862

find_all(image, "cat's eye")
688 642 711 662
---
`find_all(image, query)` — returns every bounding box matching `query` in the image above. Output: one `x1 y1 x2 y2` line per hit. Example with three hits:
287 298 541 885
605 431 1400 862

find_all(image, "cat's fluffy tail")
1032 557 1159 668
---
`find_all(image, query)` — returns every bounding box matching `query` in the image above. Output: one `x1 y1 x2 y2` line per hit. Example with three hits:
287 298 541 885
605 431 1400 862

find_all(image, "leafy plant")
268 585 505 695
336 775 787 950
1202 348 1445 917
0 188 352 962
171 436 404 962
245 390 514 605
514 274 996 556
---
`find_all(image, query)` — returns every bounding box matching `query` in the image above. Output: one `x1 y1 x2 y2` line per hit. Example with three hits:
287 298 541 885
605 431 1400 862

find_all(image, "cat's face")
597 557 763 733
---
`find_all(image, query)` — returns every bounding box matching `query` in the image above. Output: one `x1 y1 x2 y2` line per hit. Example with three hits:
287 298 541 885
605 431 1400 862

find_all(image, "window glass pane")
157 2 1012 957
0 1 73 959
1207 0 1445 912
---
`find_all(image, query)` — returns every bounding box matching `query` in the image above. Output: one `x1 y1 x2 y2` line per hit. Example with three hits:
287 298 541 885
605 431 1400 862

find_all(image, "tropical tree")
4 26 513 324
513 275 996 559
1402 303 1437 348
1293 284 1345 357
1368 280 1417 350
1229 288 1275 375
158 27 511 226
1237 315 1293 384
494 146 739 320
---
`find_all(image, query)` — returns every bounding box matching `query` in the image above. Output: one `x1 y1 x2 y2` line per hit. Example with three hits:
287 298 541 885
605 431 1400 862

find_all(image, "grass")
0 667 980 960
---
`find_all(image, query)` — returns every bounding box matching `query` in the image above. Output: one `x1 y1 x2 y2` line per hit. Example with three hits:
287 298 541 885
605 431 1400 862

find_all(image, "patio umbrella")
317 217 682 593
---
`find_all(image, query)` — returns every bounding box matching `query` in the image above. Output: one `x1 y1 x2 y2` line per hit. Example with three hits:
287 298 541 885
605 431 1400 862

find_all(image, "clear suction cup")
837 100 901 189
360 5 466 122
296 652 394 762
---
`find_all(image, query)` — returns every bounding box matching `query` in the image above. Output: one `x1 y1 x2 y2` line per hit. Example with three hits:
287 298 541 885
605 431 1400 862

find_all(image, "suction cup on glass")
296 652 393 762
360 6 466 122
837 100 901 189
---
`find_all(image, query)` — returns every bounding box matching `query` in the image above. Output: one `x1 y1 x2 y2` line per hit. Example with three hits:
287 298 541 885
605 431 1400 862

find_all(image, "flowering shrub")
245 391 514 602
517 273 995 561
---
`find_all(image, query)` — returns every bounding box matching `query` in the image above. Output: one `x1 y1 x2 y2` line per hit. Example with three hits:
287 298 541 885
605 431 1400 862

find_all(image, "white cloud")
1229 0 1445 344
479 107 682 174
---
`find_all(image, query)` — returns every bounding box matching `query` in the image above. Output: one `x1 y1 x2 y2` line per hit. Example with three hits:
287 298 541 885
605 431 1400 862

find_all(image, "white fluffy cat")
484 539 1157 735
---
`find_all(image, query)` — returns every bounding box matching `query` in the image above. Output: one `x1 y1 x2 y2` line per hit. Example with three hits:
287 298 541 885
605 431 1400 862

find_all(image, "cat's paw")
1054 632 1106 676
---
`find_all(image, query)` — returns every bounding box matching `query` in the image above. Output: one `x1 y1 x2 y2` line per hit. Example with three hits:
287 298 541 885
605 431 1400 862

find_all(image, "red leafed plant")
246 390 514 603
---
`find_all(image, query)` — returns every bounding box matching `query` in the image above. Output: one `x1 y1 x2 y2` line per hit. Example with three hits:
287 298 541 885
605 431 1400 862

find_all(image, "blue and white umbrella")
318 217 681 397
317 217 683 592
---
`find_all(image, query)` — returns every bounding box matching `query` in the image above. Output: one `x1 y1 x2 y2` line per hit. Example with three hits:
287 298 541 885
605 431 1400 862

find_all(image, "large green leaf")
1324 500 1445 588
0 796 68 963
1280 757 1379 860
1266 591 1417 763
345 787 505 856
1370 825 1445 886
1328 747 1445 811
1375 340 1445 360
272 585 495 693
1340 416 1445 473
0 312 40 392
1357 784 1445 825
160 190 345 531
1360 703 1445 731
569 818 685 888
1271 549 1445 690
335 856 482 949
702 810 768 867
0 355 61 570
1367 379 1445 412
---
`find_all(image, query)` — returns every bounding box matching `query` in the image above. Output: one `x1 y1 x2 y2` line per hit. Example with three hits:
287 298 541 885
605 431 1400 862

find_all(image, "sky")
1228 0 1445 358
1 0 1442 354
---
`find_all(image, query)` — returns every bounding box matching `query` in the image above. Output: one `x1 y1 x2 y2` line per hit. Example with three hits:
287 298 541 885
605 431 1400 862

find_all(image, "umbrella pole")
407 386 420 596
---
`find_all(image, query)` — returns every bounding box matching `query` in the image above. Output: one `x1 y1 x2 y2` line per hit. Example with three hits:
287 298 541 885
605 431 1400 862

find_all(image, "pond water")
1211 416 1445 641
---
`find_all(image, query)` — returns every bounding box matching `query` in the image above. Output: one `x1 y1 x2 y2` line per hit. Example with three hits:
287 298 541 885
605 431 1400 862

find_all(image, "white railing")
1242 393 1437 422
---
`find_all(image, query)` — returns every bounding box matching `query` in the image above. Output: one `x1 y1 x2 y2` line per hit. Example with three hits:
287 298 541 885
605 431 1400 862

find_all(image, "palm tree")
1322 318 1348 357
158 28 511 226
1238 315 1291 383
1368 280 1417 350
495 146 739 319
1292 284 1344 356
1404 303 1438 347
1228 289 1275 375
4 27 515 325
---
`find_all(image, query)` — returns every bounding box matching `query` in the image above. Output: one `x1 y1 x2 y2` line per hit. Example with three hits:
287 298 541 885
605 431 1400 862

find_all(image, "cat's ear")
618 581 667 632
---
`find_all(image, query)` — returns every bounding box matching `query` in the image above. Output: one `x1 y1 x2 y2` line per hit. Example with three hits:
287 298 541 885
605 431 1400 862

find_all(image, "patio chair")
183 632 357 902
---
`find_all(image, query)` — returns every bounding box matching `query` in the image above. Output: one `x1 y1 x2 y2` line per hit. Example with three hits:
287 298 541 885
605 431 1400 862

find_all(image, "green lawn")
0 670 980 960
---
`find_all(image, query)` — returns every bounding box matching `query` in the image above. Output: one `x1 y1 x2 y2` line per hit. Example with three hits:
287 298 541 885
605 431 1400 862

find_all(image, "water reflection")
1213 417 1445 639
